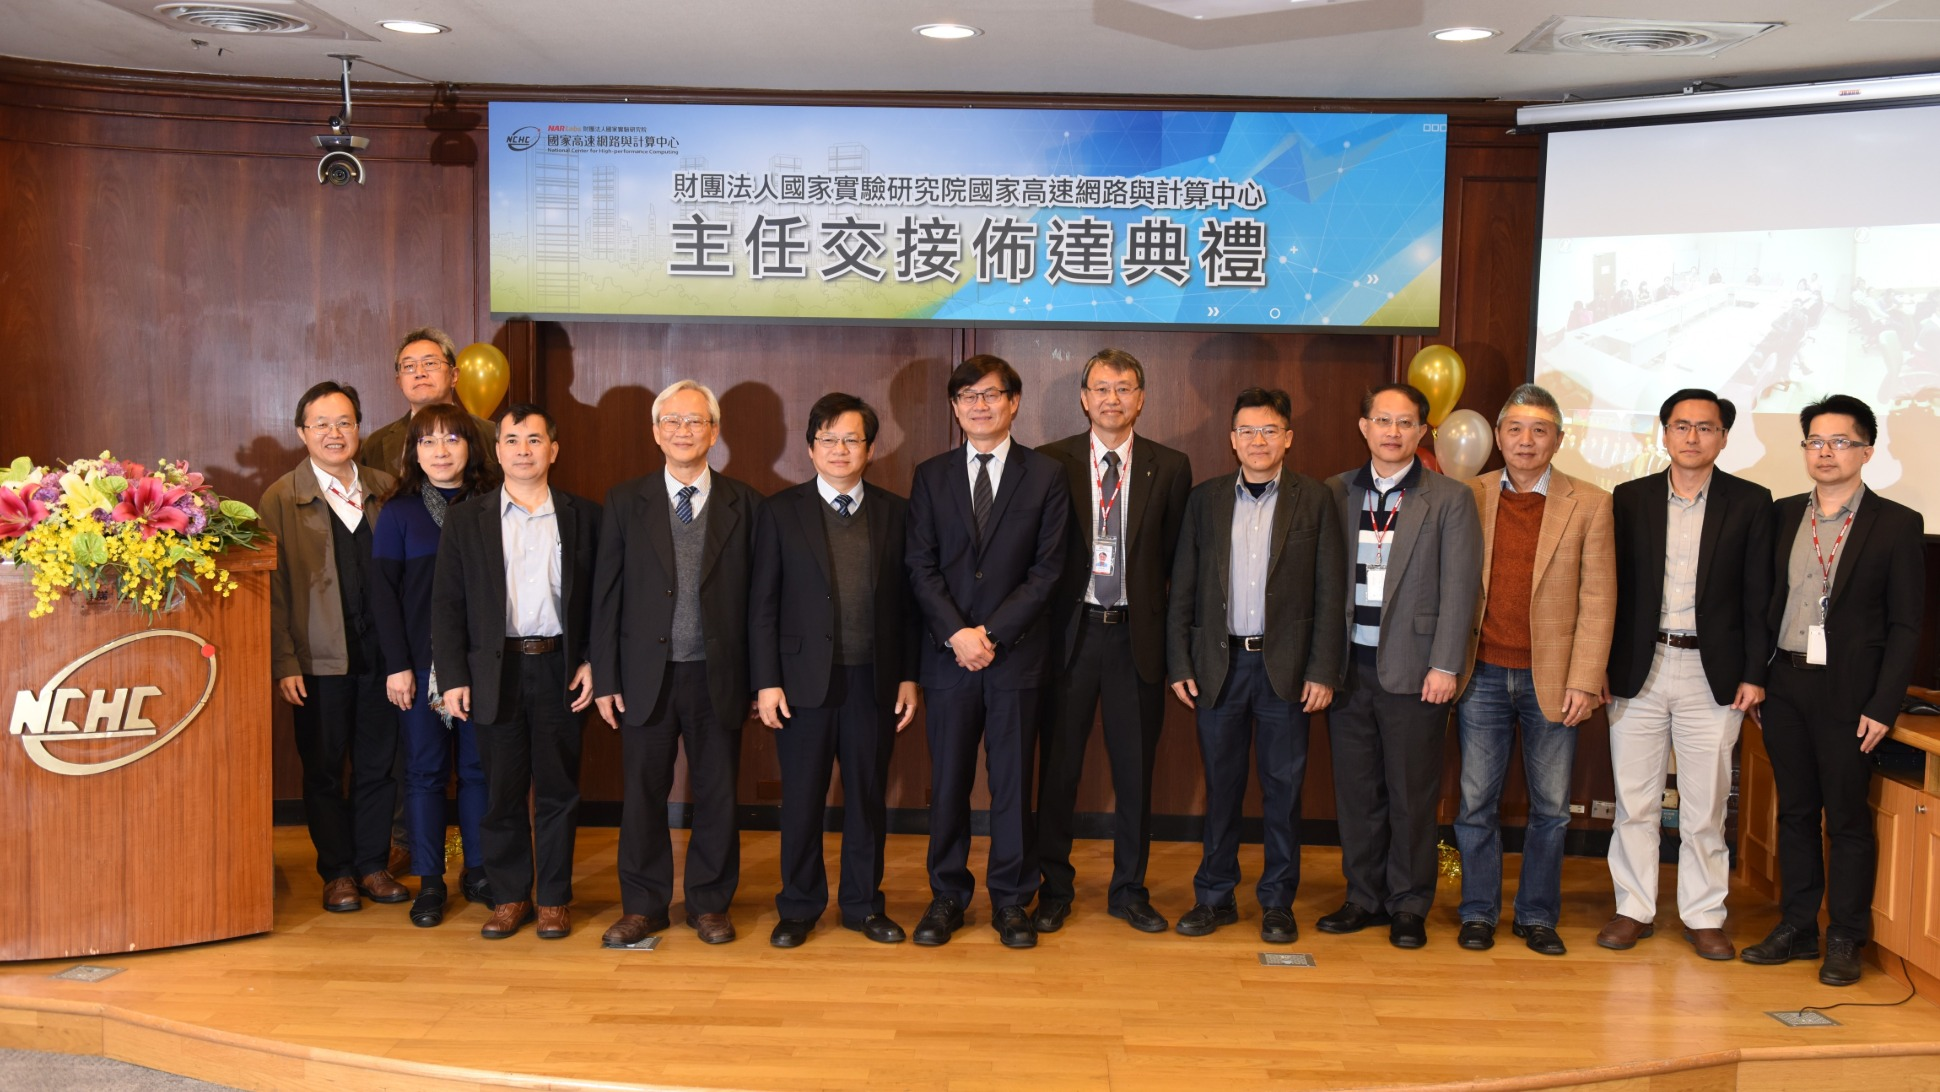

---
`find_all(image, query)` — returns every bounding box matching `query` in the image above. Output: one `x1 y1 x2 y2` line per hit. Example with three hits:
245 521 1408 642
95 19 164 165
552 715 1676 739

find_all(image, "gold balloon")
455 342 510 420
1407 344 1466 427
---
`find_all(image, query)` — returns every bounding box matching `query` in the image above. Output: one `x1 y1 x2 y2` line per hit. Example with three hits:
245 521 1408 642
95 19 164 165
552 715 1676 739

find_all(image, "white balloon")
1436 409 1492 480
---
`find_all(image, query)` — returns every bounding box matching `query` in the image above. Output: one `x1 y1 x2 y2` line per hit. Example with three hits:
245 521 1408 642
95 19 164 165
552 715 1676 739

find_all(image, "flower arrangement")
0 453 267 620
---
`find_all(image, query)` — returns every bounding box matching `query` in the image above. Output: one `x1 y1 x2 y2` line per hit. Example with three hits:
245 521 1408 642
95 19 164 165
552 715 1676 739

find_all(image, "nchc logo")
8 630 219 776
506 126 540 151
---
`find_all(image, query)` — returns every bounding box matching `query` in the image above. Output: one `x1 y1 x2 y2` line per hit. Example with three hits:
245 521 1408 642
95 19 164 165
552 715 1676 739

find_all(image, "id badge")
1806 624 1827 666
1091 537 1117 576
1365 565 1387 604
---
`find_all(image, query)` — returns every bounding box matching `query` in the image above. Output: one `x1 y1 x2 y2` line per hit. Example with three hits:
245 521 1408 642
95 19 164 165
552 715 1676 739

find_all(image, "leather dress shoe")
912 897 965 946
536 905 571 940
1316 902 1391 935
409 885 445 928
1389 911 1426 949
358 870 411 904
842 914 906 944
1741 923 1820 965
1820 936 1862 986
1175 902 1239 937
771 918 814 947
387 843 412 878
1683 927 1735 961
460 868 493 907
1032 897 1072 933
1513 921 1567 956
322 876 361 913
993 905 1038 949
601 913 669 948
1595 915 1654 951
1110 901 1168 933
687 911 736 944
1259 906 1298 944
1457 920 1496 950
481 901 535 940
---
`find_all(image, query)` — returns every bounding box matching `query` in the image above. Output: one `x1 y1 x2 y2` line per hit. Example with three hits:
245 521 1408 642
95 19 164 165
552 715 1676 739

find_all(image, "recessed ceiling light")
1433 26 1498 42
914 23 982 39
379 19 449 34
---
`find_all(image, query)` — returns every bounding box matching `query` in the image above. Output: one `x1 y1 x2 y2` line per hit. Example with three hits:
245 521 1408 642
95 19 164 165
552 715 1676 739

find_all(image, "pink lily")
110 477 192 538
0 483 50 539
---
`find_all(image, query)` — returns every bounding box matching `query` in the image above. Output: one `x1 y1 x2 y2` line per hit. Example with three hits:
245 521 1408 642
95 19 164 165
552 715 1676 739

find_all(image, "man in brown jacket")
1451 384 1615 956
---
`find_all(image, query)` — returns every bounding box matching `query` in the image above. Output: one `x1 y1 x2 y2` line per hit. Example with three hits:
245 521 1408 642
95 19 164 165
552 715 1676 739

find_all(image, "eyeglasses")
1667 423 1723 437
656 414 713 432
416 433 463 448
1233 426 1285 441
1365 415 1421 432
1085 384 1140 400
954 388 1013 407
397 357 450 378
302 419 356 434
814 435 866 450
1801 437 1867 451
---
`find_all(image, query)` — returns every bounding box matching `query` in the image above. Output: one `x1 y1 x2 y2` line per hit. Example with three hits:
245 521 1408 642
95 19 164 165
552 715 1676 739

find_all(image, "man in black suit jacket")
905 354 1069 949
1032 348 1191 935
1168 387 1346 944
1600 389 1771 961
431 404 601 942
750 393 921 949
591 380 764 948
1743 394 1924 987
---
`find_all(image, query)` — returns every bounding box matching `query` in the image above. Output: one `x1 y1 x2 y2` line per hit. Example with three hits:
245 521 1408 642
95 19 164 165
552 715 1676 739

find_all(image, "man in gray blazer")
1318 383 1482 949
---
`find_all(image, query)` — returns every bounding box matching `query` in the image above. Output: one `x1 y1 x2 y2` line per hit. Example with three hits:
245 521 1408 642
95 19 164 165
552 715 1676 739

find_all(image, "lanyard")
327 480 363 511
1809 503 1854 619
1367 487 1404 566
1094 451 1125 531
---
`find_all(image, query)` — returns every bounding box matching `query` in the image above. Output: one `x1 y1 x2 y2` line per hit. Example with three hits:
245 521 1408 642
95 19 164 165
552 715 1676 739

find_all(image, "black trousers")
927 674 1040 911
1035 614 1164 909
290 670 396 882
1761 657 1877 943
774 664 894 923
1194 649 1308 908
472 647 585 907
617 660 742 917
1328 645 1451 917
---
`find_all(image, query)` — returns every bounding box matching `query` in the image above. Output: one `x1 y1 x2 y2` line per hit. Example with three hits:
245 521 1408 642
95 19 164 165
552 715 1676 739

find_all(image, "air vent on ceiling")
95 0 378 42
1512 16 1782 57
157 4 309 33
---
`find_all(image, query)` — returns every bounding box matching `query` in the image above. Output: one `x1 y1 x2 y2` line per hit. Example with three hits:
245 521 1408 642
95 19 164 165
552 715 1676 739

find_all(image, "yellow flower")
59 471 112 516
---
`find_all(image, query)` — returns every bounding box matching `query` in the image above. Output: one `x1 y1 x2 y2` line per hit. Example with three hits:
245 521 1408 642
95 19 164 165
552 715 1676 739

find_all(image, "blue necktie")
675 485 697 525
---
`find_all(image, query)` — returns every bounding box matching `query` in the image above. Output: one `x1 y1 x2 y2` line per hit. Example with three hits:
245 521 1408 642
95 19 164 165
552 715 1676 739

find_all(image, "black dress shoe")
1110 901 1168 933
1457 920 1496 950
1513 921 1567 956
1741 922 1820 965
1820 937 1862 986
912 897 965 947
1032 897 1072 933
1176 902 1239 937
993 905 1038 949
770 918 814 948
409 884 446 928
1316 902 1392 934
1260 906 1298 944
1389 911 1426 949
841 914 906 944
461 868 493 907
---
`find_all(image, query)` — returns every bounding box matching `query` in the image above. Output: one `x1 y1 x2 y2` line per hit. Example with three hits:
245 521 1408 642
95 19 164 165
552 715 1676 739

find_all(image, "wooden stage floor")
3 828 1938 1091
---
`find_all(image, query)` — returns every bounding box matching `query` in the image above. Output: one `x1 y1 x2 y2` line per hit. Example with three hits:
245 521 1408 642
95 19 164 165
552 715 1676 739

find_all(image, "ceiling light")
913 23 981 39
379 19 448 34
1433 26 1498 42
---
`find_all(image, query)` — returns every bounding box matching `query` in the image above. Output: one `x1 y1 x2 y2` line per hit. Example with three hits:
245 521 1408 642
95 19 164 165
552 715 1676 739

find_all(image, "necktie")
675 484 697 525
971 453 994 542
1095 450 1123 606
832 494 852 517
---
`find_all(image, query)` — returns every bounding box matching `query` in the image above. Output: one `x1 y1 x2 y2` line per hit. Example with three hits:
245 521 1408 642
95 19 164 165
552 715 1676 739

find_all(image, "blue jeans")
1193 650 1308 909
1454 662 1577 928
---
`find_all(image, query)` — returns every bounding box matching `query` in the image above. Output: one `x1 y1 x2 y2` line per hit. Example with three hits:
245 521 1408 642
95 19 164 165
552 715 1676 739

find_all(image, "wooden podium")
0 545 276 961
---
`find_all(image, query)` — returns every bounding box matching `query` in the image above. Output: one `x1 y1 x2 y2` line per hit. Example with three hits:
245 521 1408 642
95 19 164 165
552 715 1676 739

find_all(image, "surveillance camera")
328 114 347 135
312 132 371 186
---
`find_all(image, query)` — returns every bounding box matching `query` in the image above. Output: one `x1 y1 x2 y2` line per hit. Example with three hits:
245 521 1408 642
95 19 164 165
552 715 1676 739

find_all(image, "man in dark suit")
750 392 921 948
1032 348 1191 935
1318 383 1481 950
1744 394 1924 986
431 404 601 941
1599 389 1771 961
905 354 1069 949
1168 387 1346 943
592 380 763 948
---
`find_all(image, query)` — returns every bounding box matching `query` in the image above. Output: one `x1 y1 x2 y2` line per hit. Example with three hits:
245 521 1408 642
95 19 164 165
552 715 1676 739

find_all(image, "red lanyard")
1809 502 1854 603
1367 488 1404 565
1094 451 1125 530
327 480 364 511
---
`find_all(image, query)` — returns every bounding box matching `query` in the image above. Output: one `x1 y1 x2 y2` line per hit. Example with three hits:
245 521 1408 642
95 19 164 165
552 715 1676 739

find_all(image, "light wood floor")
3 828 1938 1092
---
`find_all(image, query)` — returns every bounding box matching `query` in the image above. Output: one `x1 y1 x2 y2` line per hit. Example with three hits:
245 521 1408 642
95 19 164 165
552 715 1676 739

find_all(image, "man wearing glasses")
1745 394 1924 986
1600 389 1771 961
1167 387 1345 943
592 380 763 947
1033 349 1192 936
360 327 498 479
905 355 1069 949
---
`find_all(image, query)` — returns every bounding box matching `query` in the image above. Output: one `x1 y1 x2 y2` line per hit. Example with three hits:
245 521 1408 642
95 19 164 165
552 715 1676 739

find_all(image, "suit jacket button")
658 636 668 644
665 589 674 596
975 571 983 579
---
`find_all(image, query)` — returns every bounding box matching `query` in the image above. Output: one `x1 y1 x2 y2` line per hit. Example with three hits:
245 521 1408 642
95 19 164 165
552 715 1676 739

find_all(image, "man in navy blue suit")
905 355 1069 949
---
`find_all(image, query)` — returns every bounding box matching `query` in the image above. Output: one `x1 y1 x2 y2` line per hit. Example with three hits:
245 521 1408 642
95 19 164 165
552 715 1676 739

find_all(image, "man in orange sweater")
1452 384 1616 956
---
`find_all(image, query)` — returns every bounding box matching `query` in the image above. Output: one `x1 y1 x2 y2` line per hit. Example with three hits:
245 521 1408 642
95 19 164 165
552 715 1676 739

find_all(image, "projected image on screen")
1530 104 1940 523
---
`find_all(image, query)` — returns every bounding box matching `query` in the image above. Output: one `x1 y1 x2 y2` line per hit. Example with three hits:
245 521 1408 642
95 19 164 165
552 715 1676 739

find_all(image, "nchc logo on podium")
8 630 220 776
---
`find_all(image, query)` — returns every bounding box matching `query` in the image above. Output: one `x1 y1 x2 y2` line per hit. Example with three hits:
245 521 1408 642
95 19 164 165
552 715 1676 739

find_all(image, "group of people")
261 330 1924 990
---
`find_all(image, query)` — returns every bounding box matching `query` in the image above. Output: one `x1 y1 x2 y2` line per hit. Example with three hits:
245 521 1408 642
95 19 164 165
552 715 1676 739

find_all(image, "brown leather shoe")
386 842 412 877
1595 914 1654 950
322 876 361 913
601 913 669 948
358 870 410 904
687 910 736 945
1683 926 1736 961
537 905 571 940
481 901 535 939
